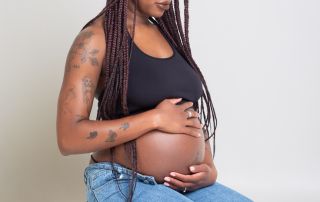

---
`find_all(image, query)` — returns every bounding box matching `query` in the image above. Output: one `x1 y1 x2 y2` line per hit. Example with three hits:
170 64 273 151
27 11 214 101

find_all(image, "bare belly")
90 129 205 183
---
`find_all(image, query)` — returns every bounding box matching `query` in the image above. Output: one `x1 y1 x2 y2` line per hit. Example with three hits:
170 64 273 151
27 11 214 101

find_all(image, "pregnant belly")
97 129 206 183
133 129 205 183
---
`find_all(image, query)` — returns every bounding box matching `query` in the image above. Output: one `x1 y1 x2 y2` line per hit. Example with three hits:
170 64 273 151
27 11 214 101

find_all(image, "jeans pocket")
89 169 114 189
91 171 132 201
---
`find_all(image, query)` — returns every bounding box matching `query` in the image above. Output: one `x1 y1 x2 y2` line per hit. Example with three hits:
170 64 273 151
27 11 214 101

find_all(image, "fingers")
168 98 182 104
189 164 210 173
163 165 211 191
179 101 194 110
163 180 187 193
184 109 200 119
163 181 179 190
163 176 194 191
169 172 198 183
185 117 202 129
182 127 202 138
180 108 202 137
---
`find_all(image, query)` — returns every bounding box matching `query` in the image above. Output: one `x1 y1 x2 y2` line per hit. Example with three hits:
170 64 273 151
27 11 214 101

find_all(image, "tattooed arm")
56 26 158 156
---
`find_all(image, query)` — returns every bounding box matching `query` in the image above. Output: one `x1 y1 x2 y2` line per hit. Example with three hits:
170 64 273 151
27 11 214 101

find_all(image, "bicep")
57 28 105 125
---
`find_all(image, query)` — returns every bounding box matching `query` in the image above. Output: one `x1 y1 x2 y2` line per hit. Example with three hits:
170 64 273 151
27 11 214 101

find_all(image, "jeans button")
118 174 124 179
143 179 149 184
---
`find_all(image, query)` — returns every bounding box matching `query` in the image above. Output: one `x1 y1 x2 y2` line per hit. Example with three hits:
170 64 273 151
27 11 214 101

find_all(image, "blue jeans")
84 162 254 202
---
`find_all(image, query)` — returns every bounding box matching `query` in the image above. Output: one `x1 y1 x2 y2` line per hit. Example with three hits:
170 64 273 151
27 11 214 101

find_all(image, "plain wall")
0 0 319 201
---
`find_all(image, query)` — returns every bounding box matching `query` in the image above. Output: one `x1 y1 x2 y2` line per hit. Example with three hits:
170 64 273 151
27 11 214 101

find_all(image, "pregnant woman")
56 0 253 201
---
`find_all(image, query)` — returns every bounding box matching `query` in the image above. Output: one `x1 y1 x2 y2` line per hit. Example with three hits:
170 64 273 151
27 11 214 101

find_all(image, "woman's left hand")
163 163 217 193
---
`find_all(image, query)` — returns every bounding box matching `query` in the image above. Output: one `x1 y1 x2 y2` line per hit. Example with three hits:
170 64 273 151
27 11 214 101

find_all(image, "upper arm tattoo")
82 76 94 103
65 30 100 73
62 86 76 114
81 76 95 113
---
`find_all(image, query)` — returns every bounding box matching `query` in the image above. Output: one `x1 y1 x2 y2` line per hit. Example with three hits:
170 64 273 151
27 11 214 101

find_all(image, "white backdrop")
0 0 319 201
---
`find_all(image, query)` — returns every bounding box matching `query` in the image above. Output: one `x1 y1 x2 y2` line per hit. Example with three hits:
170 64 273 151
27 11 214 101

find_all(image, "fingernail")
201 124 204 128
198 133 201 137
164 182 170 186
190 166 195 171
164 177 171 181
170 172 176 176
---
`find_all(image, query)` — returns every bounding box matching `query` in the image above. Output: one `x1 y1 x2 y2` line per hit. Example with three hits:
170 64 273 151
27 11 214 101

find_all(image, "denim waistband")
84 161 158 186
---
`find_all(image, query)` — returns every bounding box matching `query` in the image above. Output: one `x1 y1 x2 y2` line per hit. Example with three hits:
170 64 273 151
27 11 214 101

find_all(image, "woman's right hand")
154 98 203 138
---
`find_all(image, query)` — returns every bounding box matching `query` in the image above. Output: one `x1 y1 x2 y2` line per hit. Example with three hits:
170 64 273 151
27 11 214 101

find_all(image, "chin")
149 13 165 18
148 8 167 18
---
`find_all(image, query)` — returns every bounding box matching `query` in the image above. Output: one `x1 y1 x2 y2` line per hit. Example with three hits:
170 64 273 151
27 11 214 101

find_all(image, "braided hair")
81 0 217 201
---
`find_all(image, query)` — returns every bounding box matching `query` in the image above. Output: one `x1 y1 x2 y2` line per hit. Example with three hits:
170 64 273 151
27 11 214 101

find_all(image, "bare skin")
56 0 217 189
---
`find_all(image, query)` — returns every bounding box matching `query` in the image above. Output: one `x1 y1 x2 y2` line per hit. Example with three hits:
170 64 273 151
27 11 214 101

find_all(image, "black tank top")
115 24 203 116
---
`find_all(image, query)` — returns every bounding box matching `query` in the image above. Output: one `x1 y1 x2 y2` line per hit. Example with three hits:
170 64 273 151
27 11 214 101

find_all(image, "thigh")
184 181 254 202
133 183 193 202
84 164 192 202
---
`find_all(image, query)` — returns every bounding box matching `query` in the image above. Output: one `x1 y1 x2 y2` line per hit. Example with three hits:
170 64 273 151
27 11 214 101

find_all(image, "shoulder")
65 21 106 74
74 22 106 55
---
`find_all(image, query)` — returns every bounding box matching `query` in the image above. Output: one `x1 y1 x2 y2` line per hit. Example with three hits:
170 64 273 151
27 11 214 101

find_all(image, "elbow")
57 136 71 156
59 146 70 156
57 131 74 156
56 113 85 155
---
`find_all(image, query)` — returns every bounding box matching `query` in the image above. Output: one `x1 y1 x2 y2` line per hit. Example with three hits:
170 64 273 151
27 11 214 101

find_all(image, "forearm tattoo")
86 131 98 139
105 130 117 142
65 30 100 73
119 122 129 130
83 122 129 143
